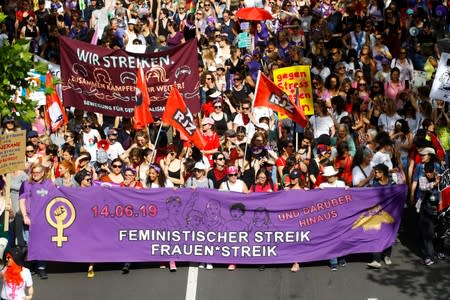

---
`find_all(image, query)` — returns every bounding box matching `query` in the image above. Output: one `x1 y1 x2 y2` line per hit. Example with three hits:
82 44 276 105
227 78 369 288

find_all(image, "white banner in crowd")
430 52 450 101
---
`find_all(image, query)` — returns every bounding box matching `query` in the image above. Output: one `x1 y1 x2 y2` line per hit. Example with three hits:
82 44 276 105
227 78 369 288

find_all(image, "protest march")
0 0 450 299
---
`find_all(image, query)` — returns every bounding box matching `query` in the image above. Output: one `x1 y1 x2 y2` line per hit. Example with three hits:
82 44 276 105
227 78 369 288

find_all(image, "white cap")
194 162 207 171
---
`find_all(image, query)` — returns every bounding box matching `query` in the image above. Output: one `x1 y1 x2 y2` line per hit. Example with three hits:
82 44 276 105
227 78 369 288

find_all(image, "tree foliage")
0 12 46 123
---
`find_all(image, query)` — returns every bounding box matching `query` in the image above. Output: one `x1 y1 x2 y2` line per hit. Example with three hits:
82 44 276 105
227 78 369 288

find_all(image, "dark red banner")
59 37 200 117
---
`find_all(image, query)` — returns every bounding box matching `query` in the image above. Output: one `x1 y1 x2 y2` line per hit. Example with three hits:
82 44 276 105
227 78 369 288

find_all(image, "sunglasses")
216 157 225 161
214 105 222 108
205 4 211 6
112 164 122 168
228 174 238 177
26 150 35 153
359 83 367 86
233 78 242 81
206 77 212 80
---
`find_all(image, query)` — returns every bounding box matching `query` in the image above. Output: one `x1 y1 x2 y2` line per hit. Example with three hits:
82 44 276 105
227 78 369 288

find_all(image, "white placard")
430 52 450 101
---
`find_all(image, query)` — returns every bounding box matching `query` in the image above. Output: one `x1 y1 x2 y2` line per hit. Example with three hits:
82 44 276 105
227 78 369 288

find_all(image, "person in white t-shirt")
352 147 374 187
105 128 125 160
309 101 335 139
318 166 347 271
1 248 33 300
81 119 102 162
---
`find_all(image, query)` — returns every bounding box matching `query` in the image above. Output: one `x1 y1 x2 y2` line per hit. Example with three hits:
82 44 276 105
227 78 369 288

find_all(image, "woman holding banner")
219 166 248 271
19 163 52 280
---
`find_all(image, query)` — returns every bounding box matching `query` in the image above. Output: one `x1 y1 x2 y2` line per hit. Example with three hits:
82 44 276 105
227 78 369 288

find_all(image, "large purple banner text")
28 185 406 264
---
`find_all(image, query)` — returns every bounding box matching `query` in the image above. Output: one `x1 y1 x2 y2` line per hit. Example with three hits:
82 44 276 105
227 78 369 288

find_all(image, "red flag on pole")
162 86 206 150
134 66 154 130
44 72 68 132
253 71 308 128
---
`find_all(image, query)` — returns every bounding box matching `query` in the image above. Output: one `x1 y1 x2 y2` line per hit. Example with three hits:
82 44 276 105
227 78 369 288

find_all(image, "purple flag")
28 185 407 264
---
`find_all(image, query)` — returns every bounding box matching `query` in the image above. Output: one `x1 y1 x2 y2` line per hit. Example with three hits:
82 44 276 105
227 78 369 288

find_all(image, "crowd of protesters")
0 0 450 291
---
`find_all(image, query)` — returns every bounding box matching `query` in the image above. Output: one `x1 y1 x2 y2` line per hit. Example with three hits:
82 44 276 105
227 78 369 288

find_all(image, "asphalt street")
32 229 450 300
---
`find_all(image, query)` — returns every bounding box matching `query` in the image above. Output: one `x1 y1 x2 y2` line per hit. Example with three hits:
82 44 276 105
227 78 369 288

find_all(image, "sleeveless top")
211 113 228 136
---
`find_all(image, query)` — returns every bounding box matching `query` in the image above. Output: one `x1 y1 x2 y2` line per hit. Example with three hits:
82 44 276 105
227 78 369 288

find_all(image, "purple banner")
28 185 406 264
60 37 200 117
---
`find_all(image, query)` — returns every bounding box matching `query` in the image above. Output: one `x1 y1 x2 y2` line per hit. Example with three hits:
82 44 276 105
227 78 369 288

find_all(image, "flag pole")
295 86 299 152
150 122 164 164
243 71 262 168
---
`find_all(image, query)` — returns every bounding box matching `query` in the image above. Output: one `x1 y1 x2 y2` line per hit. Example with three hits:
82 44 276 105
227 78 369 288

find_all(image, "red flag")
253 71 308 128
162 86 206 150
45 72 68 132
134 67 154 129
439 187 450 212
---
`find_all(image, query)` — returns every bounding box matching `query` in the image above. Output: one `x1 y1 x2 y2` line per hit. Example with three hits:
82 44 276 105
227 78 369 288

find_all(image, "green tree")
0 13 46 123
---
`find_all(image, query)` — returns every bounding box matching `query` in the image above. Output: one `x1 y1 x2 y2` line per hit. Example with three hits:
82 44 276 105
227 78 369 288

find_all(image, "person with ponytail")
1 248 33 300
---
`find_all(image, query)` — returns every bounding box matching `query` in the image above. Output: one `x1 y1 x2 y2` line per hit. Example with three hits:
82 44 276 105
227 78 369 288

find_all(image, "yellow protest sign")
273 66 314 116
0 130 26 174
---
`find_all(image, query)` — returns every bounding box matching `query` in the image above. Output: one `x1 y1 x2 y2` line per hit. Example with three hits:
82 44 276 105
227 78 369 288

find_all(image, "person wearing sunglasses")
100 158 124 184
20 15 40 54
207 152 228 188
0 248 34 300
19 163 52 279
219 166 248 271
160 144 185 187
74 169 96 277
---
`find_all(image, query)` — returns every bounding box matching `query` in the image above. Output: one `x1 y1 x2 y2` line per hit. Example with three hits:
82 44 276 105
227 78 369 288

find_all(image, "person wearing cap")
1 116 17 134
26 131 39 147
410 146 442 206
186 162 214 189
374 57 392 83
219 166 248 193
124 18 138 47
0 248 34 300
201 117 220 165
219 165 247 271
417 161 445 266
105 128 125 160
318 165 347 270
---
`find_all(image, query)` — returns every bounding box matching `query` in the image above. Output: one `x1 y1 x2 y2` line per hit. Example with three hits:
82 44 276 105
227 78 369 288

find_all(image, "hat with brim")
194 162 207 171
419 147 436 155
256 123 269 131
322 166 339 177
201 117 215 126
289 169 301 179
